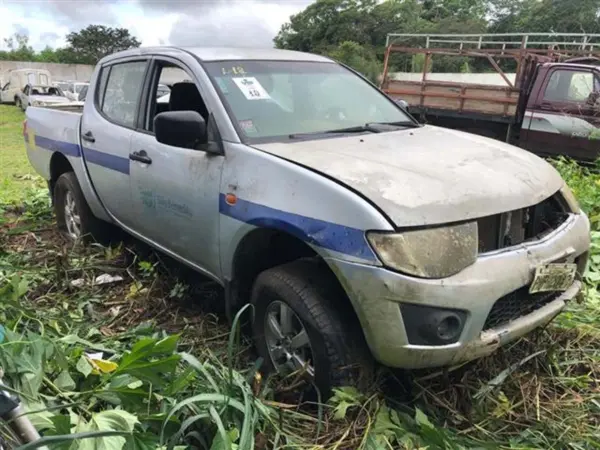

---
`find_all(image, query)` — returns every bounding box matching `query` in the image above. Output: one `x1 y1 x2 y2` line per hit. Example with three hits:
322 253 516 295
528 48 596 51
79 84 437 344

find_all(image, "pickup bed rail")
380 33 600 122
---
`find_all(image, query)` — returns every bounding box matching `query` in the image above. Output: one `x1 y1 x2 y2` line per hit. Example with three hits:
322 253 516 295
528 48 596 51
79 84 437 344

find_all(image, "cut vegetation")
0 104 599 449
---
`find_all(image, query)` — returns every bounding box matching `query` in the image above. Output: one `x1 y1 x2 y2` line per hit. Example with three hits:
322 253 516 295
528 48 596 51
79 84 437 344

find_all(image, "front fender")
219 143 392 280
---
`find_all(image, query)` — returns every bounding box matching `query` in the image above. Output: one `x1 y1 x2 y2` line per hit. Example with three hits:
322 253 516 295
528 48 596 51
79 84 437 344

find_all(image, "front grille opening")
477 192 569 253
483 287 560 330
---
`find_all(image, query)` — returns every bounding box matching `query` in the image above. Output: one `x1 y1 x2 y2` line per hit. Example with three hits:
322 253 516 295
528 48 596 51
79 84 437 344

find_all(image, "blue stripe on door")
29 135 130 175
82 147 130 175
218 194 377 261
34 135 81 157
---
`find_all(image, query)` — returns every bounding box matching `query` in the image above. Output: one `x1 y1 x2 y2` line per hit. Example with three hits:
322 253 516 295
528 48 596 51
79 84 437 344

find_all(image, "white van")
0 69 52 104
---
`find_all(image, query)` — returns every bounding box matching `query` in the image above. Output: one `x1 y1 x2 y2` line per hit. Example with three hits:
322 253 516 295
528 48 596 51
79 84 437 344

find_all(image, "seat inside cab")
149 64 209 132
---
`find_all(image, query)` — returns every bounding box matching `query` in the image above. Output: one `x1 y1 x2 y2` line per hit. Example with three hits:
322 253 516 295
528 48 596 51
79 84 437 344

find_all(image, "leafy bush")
552 158 600 288
323 41 382 84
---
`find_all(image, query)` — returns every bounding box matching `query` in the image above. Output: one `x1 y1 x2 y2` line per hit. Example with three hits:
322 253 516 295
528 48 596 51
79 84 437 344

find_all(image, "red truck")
380 33 600 164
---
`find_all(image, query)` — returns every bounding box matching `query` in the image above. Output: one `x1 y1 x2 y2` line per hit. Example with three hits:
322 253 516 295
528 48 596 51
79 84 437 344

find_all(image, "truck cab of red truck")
381 33 600 164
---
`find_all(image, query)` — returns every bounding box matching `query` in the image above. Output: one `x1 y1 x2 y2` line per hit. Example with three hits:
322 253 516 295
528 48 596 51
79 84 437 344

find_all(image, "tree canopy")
274 0 600 76
0 25 141 65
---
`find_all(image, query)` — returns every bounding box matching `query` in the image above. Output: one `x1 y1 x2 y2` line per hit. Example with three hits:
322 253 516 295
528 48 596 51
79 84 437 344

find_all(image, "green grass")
0 104 42 204
0 108 599 449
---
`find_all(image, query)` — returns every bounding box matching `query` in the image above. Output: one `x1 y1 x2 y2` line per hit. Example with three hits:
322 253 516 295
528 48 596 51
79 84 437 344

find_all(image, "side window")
143 62 208 133
543 70 594 103
101 61 147 128
23 85 29 95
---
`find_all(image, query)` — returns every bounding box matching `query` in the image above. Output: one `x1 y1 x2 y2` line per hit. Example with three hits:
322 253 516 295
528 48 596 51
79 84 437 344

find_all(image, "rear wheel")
54 172 111 244
251 259 374 398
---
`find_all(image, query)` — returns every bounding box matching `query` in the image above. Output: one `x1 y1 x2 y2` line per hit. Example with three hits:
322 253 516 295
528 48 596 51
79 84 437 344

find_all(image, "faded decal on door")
139 189 192 219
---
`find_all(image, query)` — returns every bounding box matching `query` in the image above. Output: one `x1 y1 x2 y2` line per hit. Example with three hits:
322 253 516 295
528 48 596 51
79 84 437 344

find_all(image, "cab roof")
101 46 334 64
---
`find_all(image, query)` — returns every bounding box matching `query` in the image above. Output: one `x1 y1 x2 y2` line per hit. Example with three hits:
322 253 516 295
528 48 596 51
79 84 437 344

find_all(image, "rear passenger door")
80 58 149 228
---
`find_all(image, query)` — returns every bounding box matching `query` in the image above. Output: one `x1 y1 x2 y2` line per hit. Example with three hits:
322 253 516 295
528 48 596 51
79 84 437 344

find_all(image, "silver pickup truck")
24 46 590 395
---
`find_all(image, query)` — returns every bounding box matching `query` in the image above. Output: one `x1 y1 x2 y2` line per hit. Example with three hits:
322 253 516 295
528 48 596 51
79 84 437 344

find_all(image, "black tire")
54 172 111 244
251 259 374 398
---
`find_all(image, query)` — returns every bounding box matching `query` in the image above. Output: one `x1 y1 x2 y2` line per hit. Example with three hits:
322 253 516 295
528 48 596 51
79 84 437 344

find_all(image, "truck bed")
382 78 521 122
25 106 82 180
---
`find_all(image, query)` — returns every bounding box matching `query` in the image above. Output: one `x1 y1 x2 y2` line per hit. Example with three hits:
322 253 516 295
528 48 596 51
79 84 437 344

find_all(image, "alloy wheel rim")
264 300 315 379
64 190 81 239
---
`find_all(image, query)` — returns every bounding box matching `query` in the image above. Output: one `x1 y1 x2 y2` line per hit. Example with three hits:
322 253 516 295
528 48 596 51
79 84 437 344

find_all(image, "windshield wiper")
288 121 420 139
289 124 382 139
367 121 421 128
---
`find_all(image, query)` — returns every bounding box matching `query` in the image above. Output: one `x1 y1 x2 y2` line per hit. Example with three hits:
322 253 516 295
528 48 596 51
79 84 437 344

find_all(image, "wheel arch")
49 152 74 198
225 227 364 334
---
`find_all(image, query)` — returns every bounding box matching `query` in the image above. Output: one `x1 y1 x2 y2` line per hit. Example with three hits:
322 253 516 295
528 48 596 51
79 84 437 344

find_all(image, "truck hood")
253 125 565 227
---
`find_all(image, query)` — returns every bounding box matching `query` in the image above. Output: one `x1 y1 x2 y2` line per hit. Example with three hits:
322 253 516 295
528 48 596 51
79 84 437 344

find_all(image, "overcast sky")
0 0 314 51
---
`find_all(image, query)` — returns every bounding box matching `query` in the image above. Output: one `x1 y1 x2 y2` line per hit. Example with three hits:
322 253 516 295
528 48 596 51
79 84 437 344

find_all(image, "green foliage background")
274 0 600 78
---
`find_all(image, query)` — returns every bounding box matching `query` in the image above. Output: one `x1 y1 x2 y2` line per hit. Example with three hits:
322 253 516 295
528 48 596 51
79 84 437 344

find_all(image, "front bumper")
329 212 590 369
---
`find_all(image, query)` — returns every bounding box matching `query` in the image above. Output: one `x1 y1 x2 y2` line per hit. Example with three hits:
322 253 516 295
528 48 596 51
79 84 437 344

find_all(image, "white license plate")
529 263 577 294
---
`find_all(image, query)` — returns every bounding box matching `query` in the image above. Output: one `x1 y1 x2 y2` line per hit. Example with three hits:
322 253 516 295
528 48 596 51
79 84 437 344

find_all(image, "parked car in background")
23 46 590 396
64 82 90 101
0 69 51 104
53 81 71 93
16 84 70 110
78 84 89 102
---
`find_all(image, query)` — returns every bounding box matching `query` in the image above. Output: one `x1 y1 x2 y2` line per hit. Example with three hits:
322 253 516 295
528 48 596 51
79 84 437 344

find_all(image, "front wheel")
54 172 111 243
251 259 374 397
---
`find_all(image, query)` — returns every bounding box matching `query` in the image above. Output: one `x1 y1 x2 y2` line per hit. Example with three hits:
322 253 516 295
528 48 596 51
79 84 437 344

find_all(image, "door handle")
129 150 152 164
82 130 95 143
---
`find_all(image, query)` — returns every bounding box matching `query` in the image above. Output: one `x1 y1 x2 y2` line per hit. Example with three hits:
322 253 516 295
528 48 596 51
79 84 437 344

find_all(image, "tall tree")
65 25 141 64
489 0 600 34
274 0 379 52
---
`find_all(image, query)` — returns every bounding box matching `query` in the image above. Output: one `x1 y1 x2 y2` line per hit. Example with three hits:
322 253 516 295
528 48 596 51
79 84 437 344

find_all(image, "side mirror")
154 111 208 150
394 99 409 110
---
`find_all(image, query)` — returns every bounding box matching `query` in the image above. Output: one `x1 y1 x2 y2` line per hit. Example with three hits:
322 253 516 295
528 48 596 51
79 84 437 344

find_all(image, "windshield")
203 60 412 142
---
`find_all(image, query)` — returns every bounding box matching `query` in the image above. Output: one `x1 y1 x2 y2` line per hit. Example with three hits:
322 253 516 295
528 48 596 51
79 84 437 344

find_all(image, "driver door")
525 67 600 162
128 57 225 278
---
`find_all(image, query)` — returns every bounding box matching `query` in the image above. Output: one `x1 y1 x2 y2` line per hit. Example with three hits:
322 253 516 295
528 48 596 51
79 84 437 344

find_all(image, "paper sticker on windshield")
232 77 270 100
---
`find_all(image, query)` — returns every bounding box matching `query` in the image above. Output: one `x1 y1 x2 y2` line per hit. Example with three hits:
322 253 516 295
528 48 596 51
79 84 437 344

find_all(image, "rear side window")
100 61 147 128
